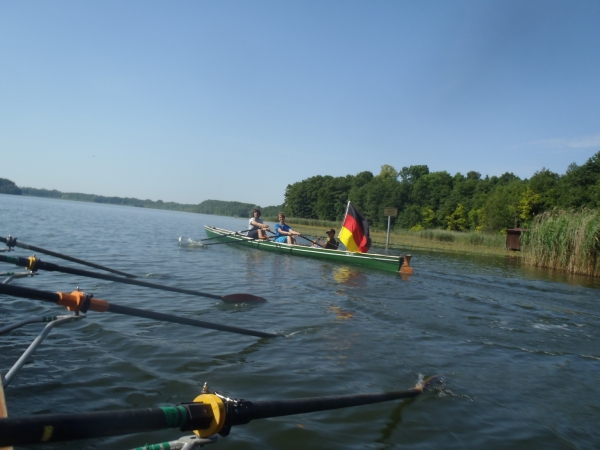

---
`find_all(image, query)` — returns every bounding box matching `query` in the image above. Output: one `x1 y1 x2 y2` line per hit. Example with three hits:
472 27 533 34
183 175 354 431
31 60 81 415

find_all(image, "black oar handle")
0 283 60 303
0 254 223 300
0 236 137 278
0 404 212 446
0 284 278 338
107 303 278 338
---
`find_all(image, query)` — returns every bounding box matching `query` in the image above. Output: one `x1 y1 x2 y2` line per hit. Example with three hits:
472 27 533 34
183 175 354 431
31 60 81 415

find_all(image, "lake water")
1 194 599 450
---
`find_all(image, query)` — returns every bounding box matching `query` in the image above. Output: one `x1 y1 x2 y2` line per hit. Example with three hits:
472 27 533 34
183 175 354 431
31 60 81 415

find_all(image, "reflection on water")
331 267 368 287
328 303 354 319
1 195 599 450
376 396 417 444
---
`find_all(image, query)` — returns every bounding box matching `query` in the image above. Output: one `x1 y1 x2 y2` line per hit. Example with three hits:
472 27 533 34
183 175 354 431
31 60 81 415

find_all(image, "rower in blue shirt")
274 212 300 244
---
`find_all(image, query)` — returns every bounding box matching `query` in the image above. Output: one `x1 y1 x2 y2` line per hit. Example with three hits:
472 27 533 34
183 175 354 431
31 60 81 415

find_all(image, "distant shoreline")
8 186 283 219
3 191 510 257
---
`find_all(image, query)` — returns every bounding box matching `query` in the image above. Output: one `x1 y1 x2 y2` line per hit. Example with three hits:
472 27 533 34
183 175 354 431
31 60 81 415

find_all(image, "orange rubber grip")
57 291 109 312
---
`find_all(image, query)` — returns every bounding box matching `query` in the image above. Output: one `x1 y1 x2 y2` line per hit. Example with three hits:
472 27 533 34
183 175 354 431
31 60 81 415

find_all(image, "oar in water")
0 377 440 446
204 235 274 246
200 230 252 242
0 284 278 339
297 234 324 248
267 230 323 248
0 254 266 303
0 235 136 278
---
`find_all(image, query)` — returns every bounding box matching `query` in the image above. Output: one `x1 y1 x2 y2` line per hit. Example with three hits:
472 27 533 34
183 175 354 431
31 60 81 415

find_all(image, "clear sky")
1 1 599 207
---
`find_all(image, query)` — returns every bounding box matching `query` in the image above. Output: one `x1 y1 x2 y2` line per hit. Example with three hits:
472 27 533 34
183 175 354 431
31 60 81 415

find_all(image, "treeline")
5 149 599 230
0 178 22 195
6 186 282 218
19 187 200 211
284 150 600 232
194 200 281 218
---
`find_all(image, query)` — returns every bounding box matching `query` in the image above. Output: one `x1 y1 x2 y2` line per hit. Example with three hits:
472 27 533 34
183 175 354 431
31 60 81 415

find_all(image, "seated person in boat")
317 228 339 250
248 208 270 240
274 212 300 244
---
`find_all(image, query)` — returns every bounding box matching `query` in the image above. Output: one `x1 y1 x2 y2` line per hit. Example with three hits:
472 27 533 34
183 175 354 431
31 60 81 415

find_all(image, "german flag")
339 202 371 253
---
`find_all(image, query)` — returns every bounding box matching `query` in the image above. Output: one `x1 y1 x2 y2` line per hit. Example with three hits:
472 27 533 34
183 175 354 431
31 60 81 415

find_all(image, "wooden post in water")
384 207 398 249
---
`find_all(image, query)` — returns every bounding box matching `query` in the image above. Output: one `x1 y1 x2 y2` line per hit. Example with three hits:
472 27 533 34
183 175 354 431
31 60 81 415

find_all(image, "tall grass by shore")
287 218 508 255
407 229 505 247
522 209 600 277
268 217 504 248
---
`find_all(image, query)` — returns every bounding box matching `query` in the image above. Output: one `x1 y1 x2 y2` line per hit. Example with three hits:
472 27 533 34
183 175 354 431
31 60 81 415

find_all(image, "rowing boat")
204 226 413 274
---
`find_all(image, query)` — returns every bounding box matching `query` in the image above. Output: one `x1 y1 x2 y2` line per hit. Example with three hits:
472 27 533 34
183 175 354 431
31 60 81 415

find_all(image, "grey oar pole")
2 316 83 387
0 254 267 303
1 236 136 278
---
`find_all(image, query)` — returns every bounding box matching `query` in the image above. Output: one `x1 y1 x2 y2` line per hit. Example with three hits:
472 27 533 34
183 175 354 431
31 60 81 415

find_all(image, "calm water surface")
1 195 599 449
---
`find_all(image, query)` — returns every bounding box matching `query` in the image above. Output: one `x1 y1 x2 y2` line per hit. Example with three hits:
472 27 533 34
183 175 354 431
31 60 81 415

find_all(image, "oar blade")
221 293 267 303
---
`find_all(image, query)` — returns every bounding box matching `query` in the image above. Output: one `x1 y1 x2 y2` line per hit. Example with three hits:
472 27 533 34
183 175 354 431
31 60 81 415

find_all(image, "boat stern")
399 254 413 275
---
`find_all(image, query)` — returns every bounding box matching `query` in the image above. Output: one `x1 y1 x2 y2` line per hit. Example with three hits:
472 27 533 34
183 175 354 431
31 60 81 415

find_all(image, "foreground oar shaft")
0 382 436 446
0 254 222 300
238 390 423 423
0 284 278 338
0 404 212 446
0 236 136 278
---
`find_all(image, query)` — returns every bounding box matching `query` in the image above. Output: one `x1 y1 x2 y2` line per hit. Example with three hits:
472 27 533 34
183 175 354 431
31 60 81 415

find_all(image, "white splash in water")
178 236 205 247
532 323 569 331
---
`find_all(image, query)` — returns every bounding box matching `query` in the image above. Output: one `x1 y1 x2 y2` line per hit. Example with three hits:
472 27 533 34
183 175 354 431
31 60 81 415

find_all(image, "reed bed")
399 229 505 248
522 209 600 276
291 222 507 256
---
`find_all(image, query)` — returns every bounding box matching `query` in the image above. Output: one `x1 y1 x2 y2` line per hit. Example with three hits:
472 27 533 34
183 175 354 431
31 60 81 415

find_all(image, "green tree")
315 176 352 221
378 164 398 181
518 186 542 225
284 175 328 218
0 178 22 195
468 208 486 231
398 165 429 184
397 204 422 229
422 206 436 228
411 171 454 226
556 150 600 208
528 168 559 209
446 203 468 231
483 180 525 231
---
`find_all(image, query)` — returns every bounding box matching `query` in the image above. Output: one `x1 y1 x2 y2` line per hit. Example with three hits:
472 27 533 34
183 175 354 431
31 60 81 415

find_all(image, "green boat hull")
204 226 413 274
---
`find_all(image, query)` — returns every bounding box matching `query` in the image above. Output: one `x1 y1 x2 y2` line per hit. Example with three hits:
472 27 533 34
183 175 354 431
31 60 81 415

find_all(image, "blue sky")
1 1 599 206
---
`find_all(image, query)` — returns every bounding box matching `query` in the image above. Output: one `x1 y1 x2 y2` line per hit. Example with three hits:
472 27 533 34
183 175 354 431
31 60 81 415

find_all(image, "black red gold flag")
339 202 371 253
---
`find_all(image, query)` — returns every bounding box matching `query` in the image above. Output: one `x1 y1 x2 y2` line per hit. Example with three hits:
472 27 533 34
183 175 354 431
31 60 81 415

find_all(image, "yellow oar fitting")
26 256 39 272
192 394 226 437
